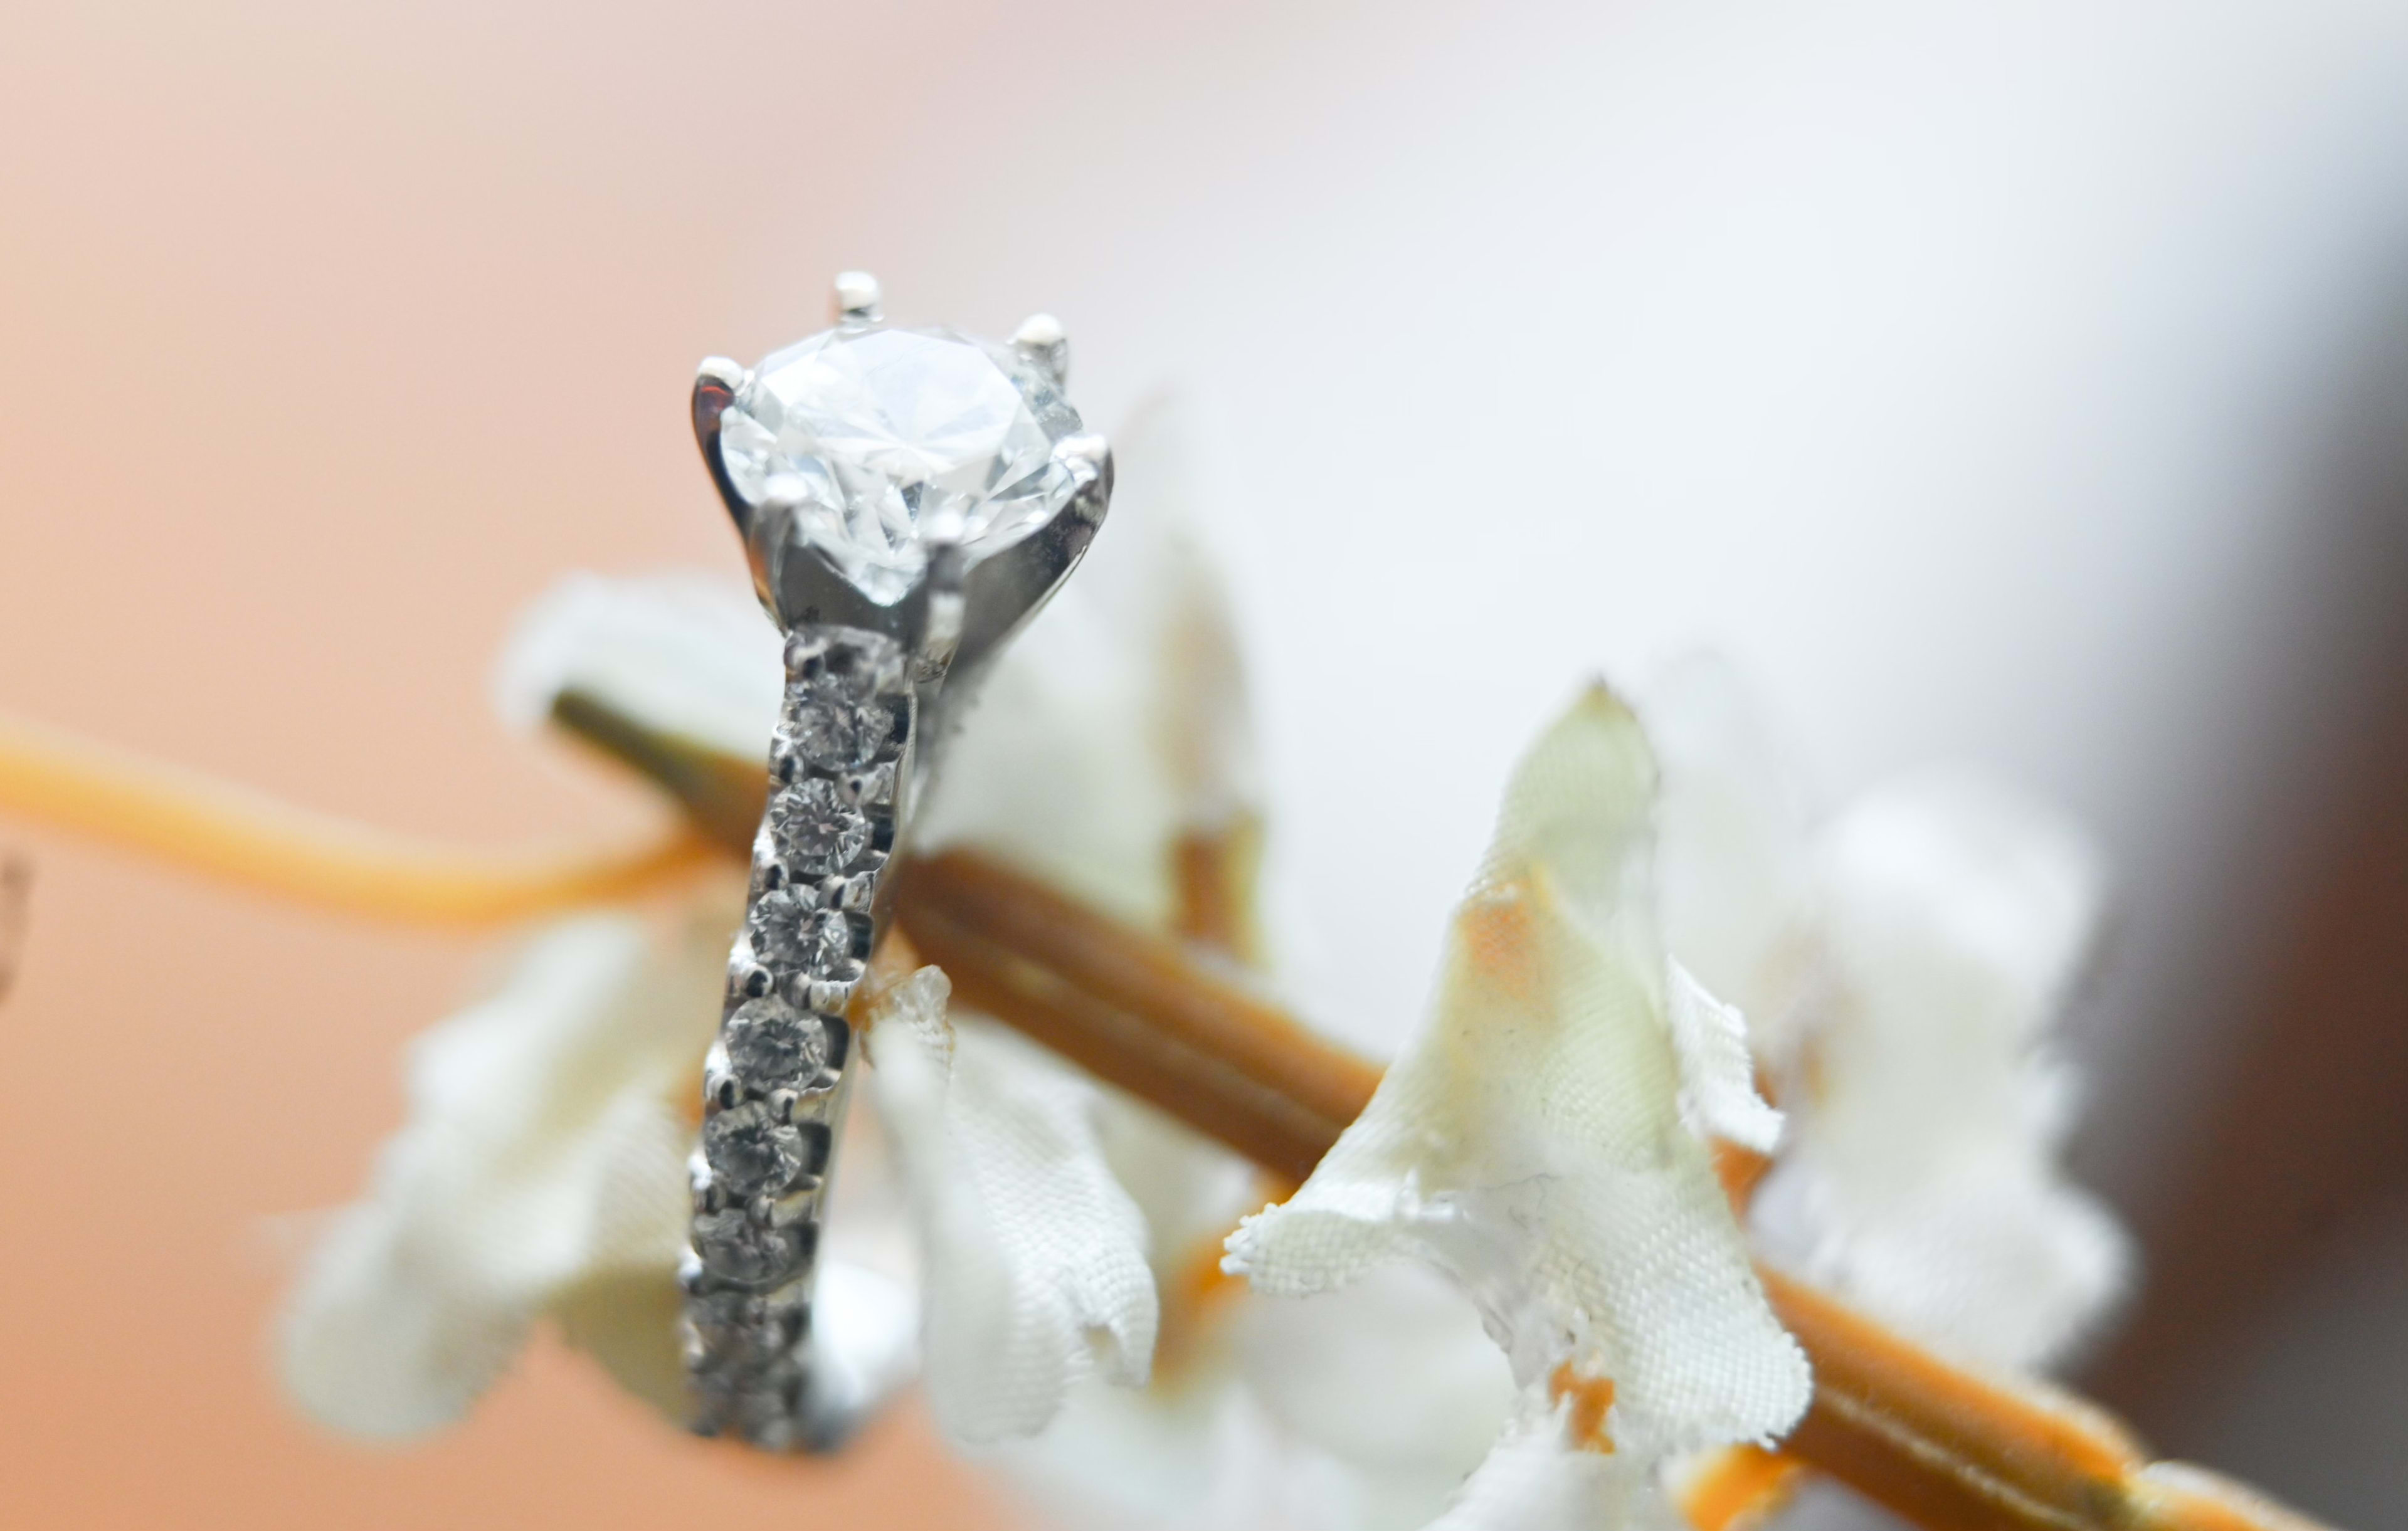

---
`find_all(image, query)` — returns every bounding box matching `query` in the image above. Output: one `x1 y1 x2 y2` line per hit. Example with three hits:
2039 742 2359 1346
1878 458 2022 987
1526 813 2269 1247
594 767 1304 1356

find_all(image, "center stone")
717 325 1084 606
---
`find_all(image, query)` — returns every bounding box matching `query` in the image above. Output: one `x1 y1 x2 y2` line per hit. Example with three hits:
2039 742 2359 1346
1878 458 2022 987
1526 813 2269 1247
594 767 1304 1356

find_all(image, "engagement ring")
681 272 1112 1449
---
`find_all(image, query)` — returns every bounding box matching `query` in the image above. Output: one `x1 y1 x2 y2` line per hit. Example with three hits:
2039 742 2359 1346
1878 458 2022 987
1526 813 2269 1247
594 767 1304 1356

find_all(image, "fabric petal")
1227 687 1810 1461
1753 770 2130 1368
279 898 731 1435
867 966 1161 1443
1664 962 1783 1155
1232 1263 1513 1488
1422 1410 1678 1531
919 398 1262 932
492 570 782 762
1641 653 1812 1048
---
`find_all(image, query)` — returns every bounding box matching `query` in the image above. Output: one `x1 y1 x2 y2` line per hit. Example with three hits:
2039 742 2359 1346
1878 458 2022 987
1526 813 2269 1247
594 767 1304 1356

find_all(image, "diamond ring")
680 272 1112 1449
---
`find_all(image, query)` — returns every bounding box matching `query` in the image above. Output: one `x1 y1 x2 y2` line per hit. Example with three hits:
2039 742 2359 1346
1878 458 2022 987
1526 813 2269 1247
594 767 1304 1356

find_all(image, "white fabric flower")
874 397 1260 1441
867 966 1159 1442
1645 653 1814 1053
279 401 1242 1448
1422 1411 1686 1531
277 890 917 1436
288 424 1867 1531
1642 652 2130 1372
492 567 782 759
1227 687 1813 1527
1750 771 2130 1369
917 394 1258 925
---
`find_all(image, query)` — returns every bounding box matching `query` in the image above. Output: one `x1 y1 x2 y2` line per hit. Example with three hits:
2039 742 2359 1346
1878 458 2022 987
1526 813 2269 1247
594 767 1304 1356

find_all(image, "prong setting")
1011 312 1069 387
831 270 883 324
693 356 754 538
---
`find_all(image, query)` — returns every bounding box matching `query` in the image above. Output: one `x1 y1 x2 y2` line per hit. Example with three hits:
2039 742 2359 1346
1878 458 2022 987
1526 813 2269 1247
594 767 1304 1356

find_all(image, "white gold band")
679 626 915 1449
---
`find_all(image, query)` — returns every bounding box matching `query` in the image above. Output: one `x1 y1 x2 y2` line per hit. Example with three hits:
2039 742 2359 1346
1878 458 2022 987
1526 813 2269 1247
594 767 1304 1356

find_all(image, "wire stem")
0 694 2340 1531
897 848 2334 1531
0 711 714 925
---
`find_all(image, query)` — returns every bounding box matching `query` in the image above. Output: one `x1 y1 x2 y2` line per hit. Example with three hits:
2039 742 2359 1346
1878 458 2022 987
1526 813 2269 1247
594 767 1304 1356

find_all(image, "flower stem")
897 848 2332 1531
0 693 2338 1531
0 710 714 925
538 691 2331 1531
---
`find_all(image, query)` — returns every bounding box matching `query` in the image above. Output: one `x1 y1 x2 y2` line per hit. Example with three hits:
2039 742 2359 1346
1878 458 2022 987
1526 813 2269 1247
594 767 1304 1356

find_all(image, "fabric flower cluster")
278 409 2126 1530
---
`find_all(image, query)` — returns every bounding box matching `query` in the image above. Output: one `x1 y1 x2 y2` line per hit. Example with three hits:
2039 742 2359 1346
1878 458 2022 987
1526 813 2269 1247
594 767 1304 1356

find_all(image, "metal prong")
918 536 968 669
1011 312 1069 386
711 1071 742 1112
1054 432 1112 526
832 271 883 324
1054 431 1108 475
694 356 747 451
731 955 773 1001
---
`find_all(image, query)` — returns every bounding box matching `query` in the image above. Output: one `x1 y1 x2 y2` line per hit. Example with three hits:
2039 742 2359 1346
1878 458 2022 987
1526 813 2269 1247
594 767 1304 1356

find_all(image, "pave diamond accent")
703 1100 808 1193
746 890 860 979
745 887 818 968
695 1207 811 1287
769 779 871 876
716 325 1085 605
685 628 912 1448
687 1286 810 1369
722 996 828 1088
787 681 893 771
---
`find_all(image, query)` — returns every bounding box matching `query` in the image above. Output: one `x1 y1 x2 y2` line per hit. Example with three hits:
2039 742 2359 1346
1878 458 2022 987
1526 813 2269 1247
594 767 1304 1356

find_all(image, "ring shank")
680 625 917 1450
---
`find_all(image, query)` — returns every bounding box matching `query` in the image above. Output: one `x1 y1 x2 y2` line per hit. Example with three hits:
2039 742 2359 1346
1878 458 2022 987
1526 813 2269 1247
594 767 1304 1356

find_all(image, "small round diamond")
695 1207 808 1286
704 1100 806 1193
747 888 819 969
724 997 827 1088
747 890 857 977
687 1289 806 1368
735 1382 809 1448
769 779 870 875
787 682 892 771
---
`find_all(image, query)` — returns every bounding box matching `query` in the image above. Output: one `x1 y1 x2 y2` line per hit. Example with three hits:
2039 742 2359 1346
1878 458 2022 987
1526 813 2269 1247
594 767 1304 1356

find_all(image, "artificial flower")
277 887 919 1436
1643 654 2130 1372
278 403 1250 1446
282 400 1834 1531
1225 687 1812 1529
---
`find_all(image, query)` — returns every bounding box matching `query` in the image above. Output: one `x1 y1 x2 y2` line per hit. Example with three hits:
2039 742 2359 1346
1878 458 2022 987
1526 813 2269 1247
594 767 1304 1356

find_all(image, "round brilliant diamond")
769 779 870 876
723 997 828 1088
717 326 1084 605
704 1100 807 1194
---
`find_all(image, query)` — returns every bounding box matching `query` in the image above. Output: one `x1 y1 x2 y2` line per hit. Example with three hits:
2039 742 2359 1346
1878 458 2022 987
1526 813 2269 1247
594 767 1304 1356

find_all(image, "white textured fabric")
916 579 1181 930
277 889 918 1435
280 912 696 1435
1666 961 1783 1155
1422 1408 1682 1531
867 965 1161 1441
874 399 1259 1444
921 396 1257 929
491 569 783 760
1001 1265 1519 1531
1644 655 2130 1373
1232 1265 1514 1486
1641 653 1812 1050
1227 688 1810 1495
1752 771 2131 1369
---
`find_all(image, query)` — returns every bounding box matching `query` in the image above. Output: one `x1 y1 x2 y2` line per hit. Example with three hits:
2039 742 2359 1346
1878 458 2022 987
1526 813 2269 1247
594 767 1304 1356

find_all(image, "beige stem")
0 710 713 924
0 695 2340 1531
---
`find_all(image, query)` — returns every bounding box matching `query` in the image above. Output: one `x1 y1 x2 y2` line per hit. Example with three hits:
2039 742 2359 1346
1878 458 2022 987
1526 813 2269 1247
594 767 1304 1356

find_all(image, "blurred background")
3 1 2405 1526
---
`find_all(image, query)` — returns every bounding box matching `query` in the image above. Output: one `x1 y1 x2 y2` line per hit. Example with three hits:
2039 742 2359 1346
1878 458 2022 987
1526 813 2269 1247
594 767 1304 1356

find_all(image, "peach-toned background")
0 2 1026 1524
4 1 2407 1527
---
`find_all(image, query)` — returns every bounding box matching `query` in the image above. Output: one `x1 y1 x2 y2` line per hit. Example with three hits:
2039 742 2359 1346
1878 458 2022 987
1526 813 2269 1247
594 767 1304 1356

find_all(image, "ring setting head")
692 274 1111 664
